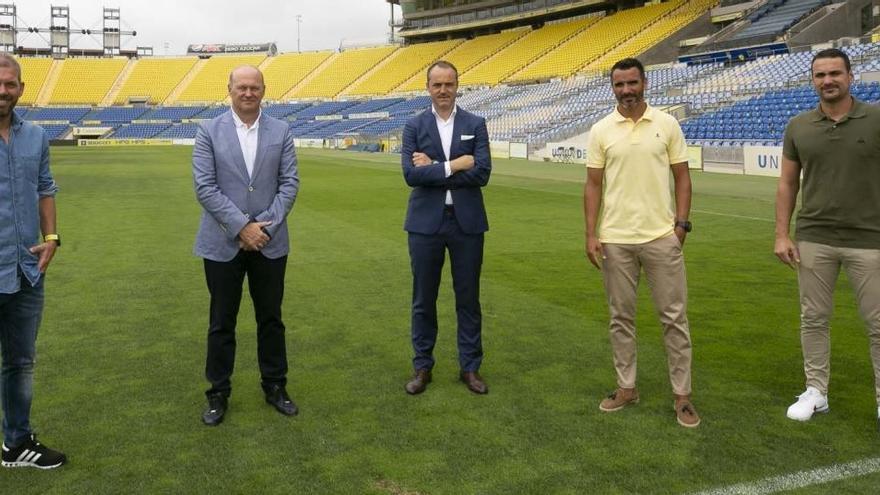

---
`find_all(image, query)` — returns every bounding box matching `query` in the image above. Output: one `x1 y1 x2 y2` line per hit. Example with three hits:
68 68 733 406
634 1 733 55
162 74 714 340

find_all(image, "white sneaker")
786 386 829 421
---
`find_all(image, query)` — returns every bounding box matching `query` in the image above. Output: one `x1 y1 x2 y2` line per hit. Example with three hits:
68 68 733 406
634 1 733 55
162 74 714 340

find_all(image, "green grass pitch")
4 146 879 493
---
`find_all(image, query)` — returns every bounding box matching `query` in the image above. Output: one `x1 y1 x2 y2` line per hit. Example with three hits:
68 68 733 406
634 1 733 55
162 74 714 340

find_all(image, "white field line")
691 457 880 495
691 209 774 223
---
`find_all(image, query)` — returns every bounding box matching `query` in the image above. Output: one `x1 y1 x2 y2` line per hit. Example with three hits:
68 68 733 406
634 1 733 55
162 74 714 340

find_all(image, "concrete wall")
789 0 876 46
641 12 718 65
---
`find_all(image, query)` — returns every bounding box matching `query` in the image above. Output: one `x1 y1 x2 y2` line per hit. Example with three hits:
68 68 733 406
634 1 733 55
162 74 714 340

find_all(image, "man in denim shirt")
0 54 65 469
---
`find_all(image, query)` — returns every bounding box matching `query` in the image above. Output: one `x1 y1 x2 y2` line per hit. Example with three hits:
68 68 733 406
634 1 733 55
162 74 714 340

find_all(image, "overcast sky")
12 1 401 55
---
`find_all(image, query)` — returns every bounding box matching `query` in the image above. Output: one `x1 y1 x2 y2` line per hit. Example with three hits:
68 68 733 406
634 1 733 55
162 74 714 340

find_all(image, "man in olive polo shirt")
584 57 698 428
775 48 880 429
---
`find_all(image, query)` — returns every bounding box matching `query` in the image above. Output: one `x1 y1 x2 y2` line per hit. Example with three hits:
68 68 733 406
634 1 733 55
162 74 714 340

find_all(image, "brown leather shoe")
675 395 700 428
599 387 639 412
460 371 488 394
404 369 431 395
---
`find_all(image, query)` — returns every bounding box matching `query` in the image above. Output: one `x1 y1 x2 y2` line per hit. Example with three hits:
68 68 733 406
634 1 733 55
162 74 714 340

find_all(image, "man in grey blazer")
192 65 299 426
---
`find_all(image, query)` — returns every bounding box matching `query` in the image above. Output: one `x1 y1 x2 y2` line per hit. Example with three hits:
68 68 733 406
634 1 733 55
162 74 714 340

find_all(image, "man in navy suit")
401 60 492 395
192 66 300 425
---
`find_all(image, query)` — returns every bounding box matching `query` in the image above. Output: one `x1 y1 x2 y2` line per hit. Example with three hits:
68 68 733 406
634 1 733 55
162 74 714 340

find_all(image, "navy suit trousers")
408 207 484 372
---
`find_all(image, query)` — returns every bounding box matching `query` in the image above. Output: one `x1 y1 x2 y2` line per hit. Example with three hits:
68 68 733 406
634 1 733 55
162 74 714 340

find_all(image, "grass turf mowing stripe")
692 457 880 495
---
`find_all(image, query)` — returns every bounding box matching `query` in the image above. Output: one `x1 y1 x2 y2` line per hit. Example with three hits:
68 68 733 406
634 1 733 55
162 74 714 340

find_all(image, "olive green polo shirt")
782 98 880 249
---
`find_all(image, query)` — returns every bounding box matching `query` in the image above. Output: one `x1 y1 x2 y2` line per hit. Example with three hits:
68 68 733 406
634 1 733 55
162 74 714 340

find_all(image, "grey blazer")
192 110 299 262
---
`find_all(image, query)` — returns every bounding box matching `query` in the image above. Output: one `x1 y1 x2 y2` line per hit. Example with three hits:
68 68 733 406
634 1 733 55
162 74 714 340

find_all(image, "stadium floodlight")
296 14 302 53
7 3 144 57
0 4 15 53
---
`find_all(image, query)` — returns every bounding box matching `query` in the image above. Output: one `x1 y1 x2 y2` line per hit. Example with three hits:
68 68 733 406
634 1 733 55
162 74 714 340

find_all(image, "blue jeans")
0 277 43 447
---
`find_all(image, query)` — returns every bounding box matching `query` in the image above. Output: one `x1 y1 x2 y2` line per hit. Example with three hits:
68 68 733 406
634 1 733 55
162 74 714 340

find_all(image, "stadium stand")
110 123 171 138
731 0 829 41
289 45 398 99
48 58 127 105
114 57 198 105
174 54 267 103
261 51 334 100
588 0 719 72
142 106 207 121
92 106 149 123
461 16 597 86
392 30 527 93
18 58 53 106
344 39 461 96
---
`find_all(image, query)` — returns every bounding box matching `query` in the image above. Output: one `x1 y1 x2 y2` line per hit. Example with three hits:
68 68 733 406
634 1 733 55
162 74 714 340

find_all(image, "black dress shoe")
460 371 488 394
264 385 299 416
405 369 432 395
202 394 228 426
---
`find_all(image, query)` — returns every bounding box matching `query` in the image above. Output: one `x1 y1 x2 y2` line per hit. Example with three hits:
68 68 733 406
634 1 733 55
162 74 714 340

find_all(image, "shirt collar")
613 102 654 123
431 104 457 123
231 108 261 130
810 96 866 122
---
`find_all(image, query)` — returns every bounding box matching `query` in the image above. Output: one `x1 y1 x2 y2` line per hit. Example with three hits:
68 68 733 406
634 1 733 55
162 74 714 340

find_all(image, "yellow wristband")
43 234 60 246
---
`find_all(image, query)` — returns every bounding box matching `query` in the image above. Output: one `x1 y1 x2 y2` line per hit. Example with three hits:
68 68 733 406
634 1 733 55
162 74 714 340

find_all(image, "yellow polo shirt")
586 104 688 244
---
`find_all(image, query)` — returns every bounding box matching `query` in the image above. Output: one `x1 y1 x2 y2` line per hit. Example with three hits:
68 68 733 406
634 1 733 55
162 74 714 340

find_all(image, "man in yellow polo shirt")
584 57 698 428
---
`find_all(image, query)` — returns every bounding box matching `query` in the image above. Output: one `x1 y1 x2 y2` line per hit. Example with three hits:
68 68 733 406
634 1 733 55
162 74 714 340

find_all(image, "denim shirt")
0 112 58 294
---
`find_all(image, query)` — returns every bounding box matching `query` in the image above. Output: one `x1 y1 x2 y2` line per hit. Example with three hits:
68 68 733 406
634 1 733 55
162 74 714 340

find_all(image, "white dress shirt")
432 104 456 205
231 109 261 179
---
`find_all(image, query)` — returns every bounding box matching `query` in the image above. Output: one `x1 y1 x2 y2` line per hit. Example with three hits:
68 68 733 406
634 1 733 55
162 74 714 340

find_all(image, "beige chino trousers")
797 241 880 404
601 235 692 396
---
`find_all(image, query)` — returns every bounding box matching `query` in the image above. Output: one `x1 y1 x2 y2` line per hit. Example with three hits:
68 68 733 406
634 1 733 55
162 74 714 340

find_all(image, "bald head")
228 65 264 90
228 65 265 122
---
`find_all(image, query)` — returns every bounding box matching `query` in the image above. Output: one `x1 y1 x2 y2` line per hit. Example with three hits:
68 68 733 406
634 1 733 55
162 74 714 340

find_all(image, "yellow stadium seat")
262 51 334 100
48 58 127 105
175 54 267 103
345 39 460 97
114 57 198 105
18 58 53 106
393 29 527 93
290 45 398 99
461 16 596 86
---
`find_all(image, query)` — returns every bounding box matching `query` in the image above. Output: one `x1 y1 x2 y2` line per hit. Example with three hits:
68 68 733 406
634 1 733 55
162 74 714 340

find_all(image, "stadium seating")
589 0 718 72
156 123 200 139
174 54 267 103
262 51 333 100
289 45 398 99
142 106 207 121
114 57 198 105
345 40 460 96
92 106 149 123
111 123 172 138
18 58 53 106
392 30 527 93
461 16 597 86
49 58 127 105
731 0 828 41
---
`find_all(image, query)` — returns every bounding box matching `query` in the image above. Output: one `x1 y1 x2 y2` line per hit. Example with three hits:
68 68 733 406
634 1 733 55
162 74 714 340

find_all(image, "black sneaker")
1 434 66 469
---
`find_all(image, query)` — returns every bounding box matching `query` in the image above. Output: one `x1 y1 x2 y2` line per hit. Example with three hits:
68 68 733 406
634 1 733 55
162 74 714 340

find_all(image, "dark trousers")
203 251 288 398
408 207 484 372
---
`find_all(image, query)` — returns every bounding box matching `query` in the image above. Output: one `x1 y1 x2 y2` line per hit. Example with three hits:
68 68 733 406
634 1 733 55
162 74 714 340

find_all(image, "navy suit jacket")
401 106 491 235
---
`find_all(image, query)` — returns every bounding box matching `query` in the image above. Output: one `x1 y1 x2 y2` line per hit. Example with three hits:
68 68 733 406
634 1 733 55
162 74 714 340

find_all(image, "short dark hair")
610 58 645 80
811 48 851 74
426 60 458 83
0 53 22 83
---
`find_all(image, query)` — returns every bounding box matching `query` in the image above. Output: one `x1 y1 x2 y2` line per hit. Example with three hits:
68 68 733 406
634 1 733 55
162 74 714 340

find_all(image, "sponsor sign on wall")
78 139 173 147
546 141 587 164
743 145 783 177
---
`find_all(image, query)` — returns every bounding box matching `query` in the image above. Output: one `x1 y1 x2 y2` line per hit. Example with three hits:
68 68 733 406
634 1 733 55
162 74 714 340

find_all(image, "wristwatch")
674 220 692 233
43 234 61 246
